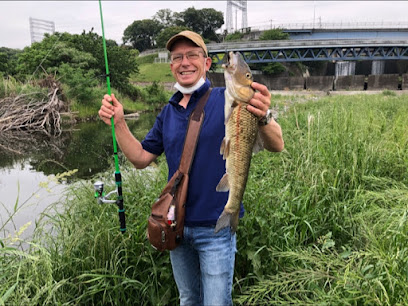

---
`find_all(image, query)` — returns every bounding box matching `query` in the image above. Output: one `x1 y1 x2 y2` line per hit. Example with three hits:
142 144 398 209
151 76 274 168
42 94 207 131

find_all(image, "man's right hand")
99 93 124 126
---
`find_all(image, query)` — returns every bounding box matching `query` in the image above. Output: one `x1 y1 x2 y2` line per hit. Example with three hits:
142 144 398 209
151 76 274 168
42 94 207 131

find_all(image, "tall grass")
1 92 408 304
237 92 408 304
1 161 177 305
0 76 48 99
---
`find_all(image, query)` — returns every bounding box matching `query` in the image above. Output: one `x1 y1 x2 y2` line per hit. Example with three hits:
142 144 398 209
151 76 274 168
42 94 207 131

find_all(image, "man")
99 30 284 305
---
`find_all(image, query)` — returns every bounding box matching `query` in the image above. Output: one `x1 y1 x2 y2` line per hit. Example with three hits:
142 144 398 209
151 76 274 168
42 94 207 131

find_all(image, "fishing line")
27 33 63 83
98 0 126 233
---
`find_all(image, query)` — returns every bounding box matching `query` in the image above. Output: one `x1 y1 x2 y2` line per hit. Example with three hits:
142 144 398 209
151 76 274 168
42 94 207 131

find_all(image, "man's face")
170 40 212 88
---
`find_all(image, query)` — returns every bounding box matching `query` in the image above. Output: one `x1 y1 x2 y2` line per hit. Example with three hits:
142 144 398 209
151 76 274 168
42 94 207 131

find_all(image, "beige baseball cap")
166 30 208 57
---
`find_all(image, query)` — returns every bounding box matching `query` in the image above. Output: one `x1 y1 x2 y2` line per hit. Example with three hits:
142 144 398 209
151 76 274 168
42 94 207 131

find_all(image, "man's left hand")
247 82 271 118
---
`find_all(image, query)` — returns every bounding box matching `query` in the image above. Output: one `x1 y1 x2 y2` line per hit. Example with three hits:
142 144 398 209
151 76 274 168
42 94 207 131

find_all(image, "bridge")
207 38 408 65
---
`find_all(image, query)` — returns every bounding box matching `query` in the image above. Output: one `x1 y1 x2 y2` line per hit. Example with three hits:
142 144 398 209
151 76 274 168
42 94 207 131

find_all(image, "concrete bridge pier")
371 61 385 75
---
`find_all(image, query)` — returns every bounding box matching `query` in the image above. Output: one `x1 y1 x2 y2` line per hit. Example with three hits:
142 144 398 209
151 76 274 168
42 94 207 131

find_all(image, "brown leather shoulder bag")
147 88 212 251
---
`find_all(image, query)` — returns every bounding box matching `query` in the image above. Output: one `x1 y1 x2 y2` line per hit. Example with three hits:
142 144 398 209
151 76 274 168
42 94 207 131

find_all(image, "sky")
1 1 408 50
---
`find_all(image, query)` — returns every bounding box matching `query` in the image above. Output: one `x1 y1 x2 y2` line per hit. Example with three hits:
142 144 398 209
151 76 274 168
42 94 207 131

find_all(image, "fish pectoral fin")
224 106 234 125
220 137 226 157
220 138 230 159
252 131 264 154
216 173 229 192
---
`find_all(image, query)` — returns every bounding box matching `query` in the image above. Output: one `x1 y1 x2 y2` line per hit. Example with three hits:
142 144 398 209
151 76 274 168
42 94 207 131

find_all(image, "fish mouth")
222 51 237 72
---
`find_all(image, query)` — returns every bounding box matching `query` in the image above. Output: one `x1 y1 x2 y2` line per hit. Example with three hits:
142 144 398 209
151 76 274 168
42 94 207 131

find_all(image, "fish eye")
245 73 251 79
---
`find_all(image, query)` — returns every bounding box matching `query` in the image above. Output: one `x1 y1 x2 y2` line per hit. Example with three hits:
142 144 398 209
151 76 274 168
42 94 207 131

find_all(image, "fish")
215 51 260 234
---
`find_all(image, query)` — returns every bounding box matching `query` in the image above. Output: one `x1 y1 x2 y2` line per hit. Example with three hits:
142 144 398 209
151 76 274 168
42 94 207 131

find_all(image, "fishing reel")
94 181 117 204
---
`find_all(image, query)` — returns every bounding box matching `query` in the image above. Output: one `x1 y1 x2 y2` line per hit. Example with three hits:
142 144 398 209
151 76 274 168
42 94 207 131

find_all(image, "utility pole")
313 0 316 29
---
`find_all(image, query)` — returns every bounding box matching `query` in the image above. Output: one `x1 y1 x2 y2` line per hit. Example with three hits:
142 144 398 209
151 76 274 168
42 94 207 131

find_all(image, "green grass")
0 76 48 99
2 93 408 304
236 92 408 304
130 63 174 83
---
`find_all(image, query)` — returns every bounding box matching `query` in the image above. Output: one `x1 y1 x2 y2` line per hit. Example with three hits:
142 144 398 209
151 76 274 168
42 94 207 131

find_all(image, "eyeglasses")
170 51 205 64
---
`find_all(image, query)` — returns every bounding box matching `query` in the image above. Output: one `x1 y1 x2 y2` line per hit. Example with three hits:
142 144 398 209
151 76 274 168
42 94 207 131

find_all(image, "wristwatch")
258 109 274 126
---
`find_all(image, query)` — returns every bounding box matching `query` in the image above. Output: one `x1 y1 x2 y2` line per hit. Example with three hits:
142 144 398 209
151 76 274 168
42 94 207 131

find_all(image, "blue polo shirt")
141 79 244 226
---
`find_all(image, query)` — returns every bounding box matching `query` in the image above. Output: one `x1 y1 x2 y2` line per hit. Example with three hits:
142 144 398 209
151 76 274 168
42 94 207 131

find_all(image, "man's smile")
180 71 196 75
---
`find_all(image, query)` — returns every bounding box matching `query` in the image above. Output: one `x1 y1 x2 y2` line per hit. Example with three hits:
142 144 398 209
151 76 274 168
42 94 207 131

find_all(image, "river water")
0 113 157 241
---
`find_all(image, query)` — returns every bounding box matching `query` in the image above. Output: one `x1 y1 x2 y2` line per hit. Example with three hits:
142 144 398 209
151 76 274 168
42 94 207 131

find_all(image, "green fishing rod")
95 0 126 233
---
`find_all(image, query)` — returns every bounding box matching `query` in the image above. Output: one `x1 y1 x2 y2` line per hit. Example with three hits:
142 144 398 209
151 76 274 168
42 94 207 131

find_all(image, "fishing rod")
94 0 126 233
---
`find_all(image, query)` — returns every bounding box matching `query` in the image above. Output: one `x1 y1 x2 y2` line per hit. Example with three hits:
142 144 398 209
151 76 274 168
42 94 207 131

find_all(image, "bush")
259 28 290 41
225 31 244 41
58 63 98 105
136 53 158 65
139 81 170 106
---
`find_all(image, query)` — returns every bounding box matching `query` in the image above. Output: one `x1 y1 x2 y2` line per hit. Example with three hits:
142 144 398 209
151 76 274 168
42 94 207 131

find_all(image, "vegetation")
123 7 224 52
2 92 408 304
0 76 65 135
225 31 244 41
14 31 139 99
259 28 290 41
155 26 191 48
0 47 21 76
123 19 163 52
0 29 172 123
131 62 174 83
132 53 173 83
2 8 407 302
249 28 290 76
179 8 223 42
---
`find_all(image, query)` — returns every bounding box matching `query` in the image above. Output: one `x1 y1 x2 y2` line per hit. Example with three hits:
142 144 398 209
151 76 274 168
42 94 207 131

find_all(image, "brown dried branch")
0 76 66 136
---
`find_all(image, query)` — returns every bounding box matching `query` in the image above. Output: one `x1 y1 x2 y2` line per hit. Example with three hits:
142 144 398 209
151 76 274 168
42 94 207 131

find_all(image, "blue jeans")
170 226 237 306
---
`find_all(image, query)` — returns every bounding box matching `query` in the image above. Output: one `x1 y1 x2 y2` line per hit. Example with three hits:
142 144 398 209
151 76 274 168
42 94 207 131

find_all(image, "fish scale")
224 104 258 220
215 51 259 233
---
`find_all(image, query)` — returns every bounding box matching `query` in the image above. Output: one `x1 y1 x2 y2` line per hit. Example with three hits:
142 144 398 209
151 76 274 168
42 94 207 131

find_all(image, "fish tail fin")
214 210 239 234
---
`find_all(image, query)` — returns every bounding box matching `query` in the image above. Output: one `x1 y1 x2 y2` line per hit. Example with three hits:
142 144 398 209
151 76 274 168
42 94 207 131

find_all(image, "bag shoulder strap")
178 88 212 174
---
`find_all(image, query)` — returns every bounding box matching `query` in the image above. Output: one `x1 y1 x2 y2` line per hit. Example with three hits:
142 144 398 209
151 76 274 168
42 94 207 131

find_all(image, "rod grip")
115 172 126 233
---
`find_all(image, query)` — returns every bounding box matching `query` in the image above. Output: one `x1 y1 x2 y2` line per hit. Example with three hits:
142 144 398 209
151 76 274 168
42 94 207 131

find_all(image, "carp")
215 51 260 233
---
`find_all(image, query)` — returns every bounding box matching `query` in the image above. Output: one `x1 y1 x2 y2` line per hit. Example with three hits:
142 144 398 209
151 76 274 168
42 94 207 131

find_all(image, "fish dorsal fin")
216 173 229 192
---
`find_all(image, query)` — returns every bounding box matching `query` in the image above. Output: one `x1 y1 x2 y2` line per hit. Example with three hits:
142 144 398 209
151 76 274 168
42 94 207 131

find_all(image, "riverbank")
2 92 408 304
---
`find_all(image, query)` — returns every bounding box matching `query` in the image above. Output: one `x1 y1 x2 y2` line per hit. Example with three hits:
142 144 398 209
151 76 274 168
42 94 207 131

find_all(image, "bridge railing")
249 21 408 32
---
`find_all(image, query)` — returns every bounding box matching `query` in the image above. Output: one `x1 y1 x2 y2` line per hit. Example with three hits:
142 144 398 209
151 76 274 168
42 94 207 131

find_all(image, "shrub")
58 63 98 105
225 31 244 41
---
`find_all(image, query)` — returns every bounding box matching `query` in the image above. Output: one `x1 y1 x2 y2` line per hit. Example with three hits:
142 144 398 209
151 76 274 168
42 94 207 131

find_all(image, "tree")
122 19 162 52
156 26 191 48
200 8 224 41
14 31 138 96
0 52 7 76
153 9 175 28
0 47 21 76
177 7 223 41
